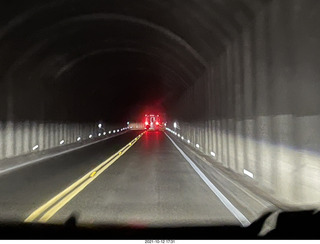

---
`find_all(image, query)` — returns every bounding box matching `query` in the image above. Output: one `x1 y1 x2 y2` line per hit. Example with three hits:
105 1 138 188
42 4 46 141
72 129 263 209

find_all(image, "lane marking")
39 141 136 223
25 131 145 223
24 151 120 222
0 131 129 175
165 132 251 227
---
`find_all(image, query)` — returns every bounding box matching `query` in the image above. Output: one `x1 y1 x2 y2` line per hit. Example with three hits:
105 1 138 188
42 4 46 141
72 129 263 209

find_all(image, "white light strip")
243 169 254 178
165 133 250 227
32 145 39 151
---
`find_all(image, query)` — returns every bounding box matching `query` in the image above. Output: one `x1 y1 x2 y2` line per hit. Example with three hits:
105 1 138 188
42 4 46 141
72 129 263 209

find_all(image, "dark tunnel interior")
1 0 320 218
0 0 267 122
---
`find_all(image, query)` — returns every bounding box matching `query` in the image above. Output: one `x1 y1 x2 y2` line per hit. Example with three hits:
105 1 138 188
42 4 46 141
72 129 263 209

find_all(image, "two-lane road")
0 130 240 227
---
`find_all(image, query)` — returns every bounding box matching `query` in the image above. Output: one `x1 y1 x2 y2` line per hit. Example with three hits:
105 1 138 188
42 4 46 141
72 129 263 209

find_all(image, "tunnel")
0 0 320 236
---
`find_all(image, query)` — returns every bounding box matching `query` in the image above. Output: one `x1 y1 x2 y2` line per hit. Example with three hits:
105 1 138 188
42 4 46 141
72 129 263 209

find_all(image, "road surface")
0 131 240 227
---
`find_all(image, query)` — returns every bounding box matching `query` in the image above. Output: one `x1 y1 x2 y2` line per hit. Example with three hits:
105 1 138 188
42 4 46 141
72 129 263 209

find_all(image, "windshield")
0 0 319 239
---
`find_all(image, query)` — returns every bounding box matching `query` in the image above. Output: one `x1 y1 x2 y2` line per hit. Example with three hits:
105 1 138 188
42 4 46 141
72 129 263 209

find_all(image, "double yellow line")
25 131 145 223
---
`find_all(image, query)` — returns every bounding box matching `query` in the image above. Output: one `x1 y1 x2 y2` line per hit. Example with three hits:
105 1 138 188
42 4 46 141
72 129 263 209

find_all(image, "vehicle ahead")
144 114 166 131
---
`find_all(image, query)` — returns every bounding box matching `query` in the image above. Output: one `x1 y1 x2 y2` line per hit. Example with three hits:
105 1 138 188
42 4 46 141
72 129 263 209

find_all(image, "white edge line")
0 131 129 175
165 132 251 227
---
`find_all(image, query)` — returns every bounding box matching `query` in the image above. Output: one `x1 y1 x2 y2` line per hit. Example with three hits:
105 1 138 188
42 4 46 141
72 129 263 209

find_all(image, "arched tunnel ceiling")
0 0 269 122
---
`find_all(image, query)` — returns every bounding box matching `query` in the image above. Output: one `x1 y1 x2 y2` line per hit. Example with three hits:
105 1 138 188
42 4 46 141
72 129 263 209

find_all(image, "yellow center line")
38 141 136 223
25 131 145 223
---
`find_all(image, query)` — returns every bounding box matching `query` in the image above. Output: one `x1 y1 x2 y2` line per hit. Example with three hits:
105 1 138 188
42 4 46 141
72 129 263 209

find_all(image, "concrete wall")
171 0 320 206
0 121 127 161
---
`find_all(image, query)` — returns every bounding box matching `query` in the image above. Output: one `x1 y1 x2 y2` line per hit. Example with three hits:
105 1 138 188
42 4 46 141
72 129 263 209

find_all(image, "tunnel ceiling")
0 0 268 123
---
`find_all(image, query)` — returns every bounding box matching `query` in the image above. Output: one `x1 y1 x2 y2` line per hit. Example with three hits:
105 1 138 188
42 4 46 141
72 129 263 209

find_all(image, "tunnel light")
32 145 39 151
127 122 130 125
98 123 102 128
109 131 111 134
196 144 200 148
173 122 177 128
89 134 92 138
243 169 254 178
113 130 116 133
178 134 180 137
98 133 101 136
103 132 106 135
181 136 184 140
60 140 65 145
210 151 216 157
164 122 167 126
117 129 119 132
77 137 81 141
156 121 159 125
187 140 190 144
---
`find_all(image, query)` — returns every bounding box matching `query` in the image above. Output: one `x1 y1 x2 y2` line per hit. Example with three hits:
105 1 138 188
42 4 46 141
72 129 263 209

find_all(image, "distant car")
144 114 165 131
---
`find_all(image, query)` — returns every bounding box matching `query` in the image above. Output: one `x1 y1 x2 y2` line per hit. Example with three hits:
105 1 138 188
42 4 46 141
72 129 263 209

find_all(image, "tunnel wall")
171 0 320 206
0 121 127 161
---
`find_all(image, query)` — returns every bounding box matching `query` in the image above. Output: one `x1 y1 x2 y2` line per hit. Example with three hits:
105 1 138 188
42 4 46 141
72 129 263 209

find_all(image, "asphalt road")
0 130 239 227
